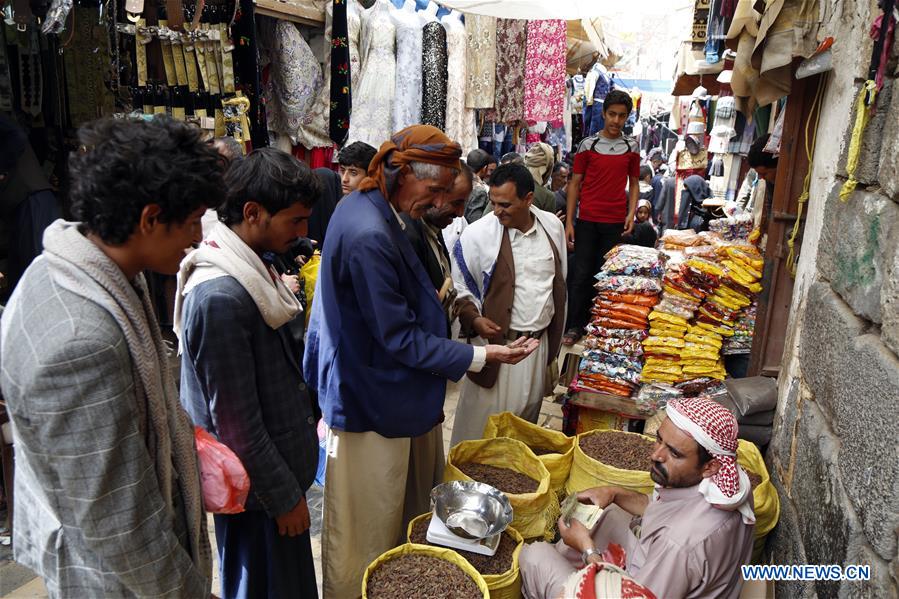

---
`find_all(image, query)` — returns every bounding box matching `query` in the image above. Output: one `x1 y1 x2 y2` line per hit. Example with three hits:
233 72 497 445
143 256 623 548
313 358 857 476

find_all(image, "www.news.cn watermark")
742 564 871 581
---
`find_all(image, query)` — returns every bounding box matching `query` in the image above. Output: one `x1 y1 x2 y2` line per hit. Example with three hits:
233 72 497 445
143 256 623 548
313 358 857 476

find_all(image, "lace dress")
443 15 476 152
421 20 447 131
346 0 396 148
494 18 526 122
464 14 496 108
392 6 423 132
524 19 566 123
260 19 323 145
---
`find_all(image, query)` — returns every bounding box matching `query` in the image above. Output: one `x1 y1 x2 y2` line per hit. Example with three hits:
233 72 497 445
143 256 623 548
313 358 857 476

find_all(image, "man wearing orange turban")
305 125 539 598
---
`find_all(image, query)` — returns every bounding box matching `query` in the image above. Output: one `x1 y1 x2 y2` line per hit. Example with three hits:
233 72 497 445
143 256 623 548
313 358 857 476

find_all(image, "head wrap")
524 142 555 185
666 397 756 524
358 125 462 198
636 199 655 227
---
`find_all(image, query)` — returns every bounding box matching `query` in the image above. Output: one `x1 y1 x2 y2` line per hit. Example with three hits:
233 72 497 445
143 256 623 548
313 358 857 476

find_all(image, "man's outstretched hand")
485 336 540 365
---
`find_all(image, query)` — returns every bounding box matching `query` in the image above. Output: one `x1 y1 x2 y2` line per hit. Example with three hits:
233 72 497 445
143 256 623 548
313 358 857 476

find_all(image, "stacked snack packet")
575 245 664 397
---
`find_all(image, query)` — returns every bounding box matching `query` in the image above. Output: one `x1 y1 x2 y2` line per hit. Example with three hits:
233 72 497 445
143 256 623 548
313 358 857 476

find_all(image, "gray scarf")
41 220 211 586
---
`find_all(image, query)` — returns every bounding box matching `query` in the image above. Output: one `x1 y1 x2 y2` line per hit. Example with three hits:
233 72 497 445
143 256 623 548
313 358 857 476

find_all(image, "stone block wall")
765 1 899 597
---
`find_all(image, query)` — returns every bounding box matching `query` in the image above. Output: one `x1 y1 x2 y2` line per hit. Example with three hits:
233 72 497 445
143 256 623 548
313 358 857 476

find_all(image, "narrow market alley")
0 0 897 597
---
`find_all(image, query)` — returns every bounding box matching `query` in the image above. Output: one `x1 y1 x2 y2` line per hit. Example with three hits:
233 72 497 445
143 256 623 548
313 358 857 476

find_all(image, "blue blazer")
180 277 319 518
304 189 474 439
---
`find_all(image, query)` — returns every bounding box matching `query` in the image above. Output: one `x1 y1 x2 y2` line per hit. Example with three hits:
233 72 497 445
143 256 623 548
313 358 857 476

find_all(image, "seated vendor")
520 397 755 599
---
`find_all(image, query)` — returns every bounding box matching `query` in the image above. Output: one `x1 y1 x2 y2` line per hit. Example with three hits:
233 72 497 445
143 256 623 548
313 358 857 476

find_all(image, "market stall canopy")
437 0 615 20
567 18 621 73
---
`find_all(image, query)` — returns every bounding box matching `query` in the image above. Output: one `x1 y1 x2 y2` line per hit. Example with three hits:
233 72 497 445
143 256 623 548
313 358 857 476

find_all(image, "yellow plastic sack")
566 430 655 496
299 253 321 326
482 412 575 493
737 440 781 563
407 513 524 599
362 543 489 599
445 438 557 540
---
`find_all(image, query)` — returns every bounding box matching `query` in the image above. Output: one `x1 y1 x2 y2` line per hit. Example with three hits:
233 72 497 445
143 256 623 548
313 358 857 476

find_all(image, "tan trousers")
321 424 445 599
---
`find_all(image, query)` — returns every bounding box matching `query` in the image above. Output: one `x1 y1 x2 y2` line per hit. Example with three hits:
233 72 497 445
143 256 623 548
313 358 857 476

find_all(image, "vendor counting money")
520 397 755 598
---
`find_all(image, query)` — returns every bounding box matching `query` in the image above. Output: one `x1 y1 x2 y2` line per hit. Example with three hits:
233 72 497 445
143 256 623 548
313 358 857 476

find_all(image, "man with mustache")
304 125 538 598
177 148 322 598
520 397 756 599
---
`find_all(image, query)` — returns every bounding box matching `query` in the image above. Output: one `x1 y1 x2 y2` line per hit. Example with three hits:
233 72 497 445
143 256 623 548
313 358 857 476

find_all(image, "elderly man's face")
551 166 569 191
394 166 456 219
649 418 720 489
425 173 472 230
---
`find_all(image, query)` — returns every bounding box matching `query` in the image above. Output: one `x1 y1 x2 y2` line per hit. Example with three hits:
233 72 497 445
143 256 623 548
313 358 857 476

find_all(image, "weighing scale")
426 511 502 557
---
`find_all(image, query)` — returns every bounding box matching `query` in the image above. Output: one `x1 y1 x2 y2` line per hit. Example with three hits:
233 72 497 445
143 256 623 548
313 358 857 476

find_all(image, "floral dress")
346 0 396 148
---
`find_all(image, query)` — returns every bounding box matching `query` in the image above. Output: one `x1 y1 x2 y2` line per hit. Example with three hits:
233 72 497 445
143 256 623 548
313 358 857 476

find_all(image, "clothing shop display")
494 18 527 122
464 14 497 109
261 19 322 145
392 0 424 132
328 0 353 144
421 20 449 130
583 62 613 136
347 0 397 148
524 19 566 123
443 11 477 153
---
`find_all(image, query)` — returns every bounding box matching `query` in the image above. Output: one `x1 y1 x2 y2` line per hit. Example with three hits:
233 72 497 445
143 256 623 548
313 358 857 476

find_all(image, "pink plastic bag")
195 426 250 514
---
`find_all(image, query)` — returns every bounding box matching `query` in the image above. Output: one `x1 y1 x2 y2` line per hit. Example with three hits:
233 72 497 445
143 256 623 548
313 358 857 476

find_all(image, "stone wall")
764 0 899 597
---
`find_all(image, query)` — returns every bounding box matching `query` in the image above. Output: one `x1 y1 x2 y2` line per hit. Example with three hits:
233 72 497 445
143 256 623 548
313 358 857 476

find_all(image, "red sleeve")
628 152 640 178
573 150 589 175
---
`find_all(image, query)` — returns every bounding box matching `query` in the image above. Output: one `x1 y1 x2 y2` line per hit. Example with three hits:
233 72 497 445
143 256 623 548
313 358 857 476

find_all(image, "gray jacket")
178 276 319 517
0 258 208 597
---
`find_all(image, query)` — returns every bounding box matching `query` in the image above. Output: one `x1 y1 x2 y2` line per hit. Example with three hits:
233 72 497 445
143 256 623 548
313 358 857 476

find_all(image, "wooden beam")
253 0 324 26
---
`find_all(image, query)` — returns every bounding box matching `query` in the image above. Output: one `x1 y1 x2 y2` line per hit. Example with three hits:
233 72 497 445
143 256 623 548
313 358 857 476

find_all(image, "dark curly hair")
603 89 634 115
69 116 225 245
337 141 377 170
219 147 320 226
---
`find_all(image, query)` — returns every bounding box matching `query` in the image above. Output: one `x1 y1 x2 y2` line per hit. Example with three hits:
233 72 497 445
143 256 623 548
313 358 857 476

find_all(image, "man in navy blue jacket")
177 148 321 599
304 126 537 598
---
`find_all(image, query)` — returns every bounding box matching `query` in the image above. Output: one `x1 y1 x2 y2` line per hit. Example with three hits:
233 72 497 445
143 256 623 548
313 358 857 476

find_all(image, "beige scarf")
173 221 302 342
41 220 211 585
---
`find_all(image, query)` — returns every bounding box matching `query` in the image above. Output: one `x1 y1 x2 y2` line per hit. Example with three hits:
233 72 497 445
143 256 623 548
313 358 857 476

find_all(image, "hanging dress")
392 6 424 132
524 19 566 123
346 0 396 148
493 18 527 123
443 15 477 152
421 20 448 131
464 14 496 108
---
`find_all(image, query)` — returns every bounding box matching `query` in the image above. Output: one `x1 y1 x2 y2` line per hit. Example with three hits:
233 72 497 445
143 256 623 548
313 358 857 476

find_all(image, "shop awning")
438 0 614 20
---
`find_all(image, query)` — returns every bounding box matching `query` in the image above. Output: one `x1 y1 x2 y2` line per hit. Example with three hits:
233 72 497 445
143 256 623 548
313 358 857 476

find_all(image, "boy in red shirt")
564 89 641 344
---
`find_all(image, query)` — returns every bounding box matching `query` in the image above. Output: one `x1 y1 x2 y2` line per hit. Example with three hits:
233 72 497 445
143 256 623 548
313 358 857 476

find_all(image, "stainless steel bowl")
430 480 513 540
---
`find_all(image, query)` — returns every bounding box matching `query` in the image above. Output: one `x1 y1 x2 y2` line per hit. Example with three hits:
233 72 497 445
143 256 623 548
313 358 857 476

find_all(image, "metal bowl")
430 480 513 540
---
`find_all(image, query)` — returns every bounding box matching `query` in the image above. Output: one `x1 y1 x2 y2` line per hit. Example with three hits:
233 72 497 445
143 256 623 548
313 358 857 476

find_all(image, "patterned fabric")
524 19 567 123
263 19 323 145
443 15 477 152
464 14 496 108
494 18 527 122
346 0 396 149
329 0 352 144
392 5 424 132
421 20 448 130
666 397 739 495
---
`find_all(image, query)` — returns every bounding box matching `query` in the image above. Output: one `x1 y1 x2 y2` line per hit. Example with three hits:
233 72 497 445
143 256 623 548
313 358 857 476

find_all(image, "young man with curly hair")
176 147 321 599
0 117 223 597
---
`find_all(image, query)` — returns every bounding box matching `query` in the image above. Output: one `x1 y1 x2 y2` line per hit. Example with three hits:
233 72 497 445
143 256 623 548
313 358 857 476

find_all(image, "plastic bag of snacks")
635 383 683 414
593 273 662 295
601 244 666 278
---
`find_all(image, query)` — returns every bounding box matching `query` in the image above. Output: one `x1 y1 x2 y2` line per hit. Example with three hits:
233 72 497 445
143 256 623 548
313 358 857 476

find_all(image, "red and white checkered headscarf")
666 397 755 524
